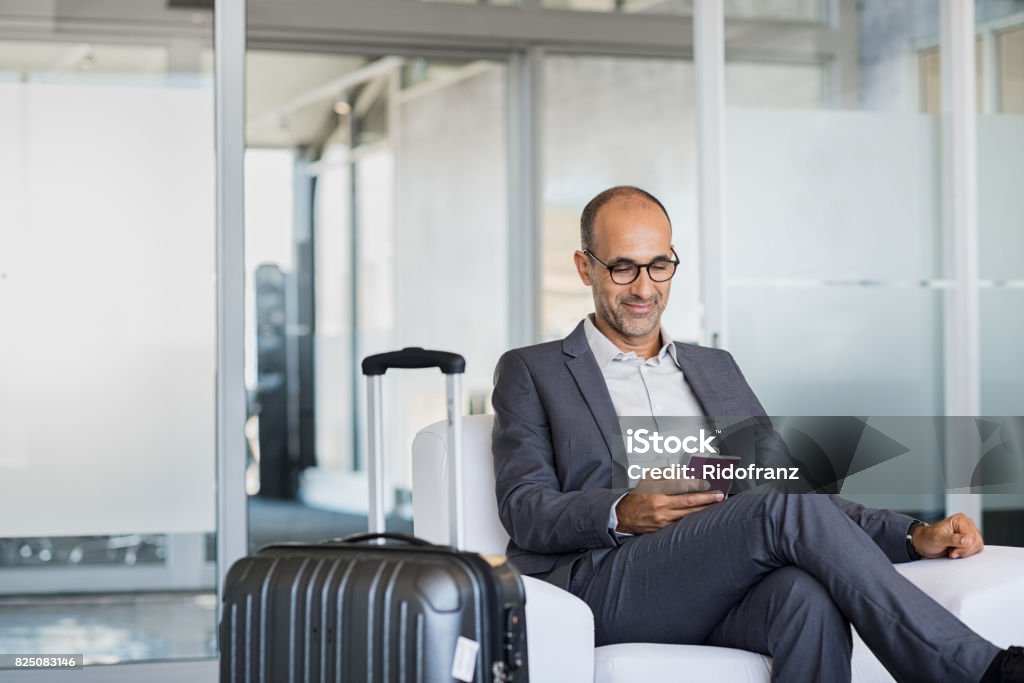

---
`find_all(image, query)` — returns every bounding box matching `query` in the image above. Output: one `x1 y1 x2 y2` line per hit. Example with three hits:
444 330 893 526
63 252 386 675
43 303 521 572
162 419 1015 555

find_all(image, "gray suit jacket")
491 320 917 591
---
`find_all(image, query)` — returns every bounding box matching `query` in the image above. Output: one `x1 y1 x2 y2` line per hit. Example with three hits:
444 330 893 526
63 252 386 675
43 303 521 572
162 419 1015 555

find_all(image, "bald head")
580 186 671 253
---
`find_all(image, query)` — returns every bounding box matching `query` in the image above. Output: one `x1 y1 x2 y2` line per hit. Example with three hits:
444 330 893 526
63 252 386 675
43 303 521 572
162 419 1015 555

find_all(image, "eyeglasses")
583 248 679 285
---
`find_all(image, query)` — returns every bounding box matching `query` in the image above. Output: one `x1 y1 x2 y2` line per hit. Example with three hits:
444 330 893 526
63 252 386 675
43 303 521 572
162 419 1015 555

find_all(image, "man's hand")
912 513 985 560
632 474 713 496
615 487 725 535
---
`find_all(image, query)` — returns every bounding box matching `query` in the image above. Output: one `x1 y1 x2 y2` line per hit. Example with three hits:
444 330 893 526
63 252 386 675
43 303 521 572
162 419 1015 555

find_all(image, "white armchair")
412 415 1024 683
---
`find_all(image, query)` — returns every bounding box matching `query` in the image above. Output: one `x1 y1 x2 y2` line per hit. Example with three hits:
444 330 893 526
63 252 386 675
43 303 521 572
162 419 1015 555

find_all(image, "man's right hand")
615 489 725 534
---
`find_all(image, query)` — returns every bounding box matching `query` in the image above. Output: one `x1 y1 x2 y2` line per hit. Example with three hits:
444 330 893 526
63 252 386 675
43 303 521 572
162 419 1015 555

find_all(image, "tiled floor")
0 592 218 665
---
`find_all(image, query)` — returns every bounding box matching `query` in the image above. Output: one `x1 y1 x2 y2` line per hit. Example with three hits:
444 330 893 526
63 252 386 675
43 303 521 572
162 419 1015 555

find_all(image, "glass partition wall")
717 0 1024 535
0 2 238 680
0 23 219 683
722 1 947 521
975 0 1024 546
0 0 1019 679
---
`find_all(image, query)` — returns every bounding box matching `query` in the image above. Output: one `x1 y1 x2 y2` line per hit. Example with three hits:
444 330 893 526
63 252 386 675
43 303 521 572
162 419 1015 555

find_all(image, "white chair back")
411 414 509 555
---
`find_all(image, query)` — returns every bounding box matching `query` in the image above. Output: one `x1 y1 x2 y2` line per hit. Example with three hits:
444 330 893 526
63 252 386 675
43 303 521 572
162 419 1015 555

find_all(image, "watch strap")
906 520 924 561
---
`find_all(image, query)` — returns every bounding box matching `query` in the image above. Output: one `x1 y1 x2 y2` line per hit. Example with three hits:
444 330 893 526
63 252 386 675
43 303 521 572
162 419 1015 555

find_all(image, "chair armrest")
897 540 1024 651
523 576 595 683
895 545 1024 648
852 545 1024 682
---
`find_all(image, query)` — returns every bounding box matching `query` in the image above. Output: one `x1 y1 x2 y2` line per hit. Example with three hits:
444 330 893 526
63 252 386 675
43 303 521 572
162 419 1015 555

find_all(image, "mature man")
491 186 1023 682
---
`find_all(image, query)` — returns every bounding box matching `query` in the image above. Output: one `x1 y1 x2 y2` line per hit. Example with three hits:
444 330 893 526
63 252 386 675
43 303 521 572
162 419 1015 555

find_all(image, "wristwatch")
906 521 924 561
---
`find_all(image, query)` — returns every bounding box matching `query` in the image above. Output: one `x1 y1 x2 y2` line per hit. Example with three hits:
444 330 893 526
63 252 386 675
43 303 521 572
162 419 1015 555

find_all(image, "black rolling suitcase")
220 348 528 683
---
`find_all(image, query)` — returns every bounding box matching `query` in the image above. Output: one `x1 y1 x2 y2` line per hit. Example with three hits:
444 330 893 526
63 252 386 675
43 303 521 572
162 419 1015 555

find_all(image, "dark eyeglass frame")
583 247 680 285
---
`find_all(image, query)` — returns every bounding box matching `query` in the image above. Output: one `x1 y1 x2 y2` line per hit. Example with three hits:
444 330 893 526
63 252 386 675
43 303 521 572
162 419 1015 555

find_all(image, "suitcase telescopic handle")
337 532 433 547
363 348 466 550
361 347 466 376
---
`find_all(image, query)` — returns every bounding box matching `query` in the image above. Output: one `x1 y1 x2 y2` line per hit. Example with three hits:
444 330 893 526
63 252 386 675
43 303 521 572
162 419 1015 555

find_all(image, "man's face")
574 198 674 340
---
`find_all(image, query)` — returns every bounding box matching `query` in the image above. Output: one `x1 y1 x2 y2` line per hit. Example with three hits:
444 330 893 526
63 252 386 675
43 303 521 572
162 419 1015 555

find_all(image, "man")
491 186 1023 682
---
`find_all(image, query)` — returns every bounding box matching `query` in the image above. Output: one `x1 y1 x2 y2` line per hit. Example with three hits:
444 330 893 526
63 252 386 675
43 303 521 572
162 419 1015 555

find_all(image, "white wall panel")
0 83 216 537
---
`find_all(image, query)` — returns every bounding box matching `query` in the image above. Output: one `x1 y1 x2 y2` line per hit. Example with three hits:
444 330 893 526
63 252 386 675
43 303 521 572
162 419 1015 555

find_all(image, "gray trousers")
566 493 1000 683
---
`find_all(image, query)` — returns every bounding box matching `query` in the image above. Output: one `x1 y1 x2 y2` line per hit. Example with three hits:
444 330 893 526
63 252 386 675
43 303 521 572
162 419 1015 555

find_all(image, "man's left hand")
912 513 985 560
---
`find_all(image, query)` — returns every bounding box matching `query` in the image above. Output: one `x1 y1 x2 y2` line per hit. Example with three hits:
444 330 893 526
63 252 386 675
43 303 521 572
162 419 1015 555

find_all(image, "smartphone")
686 454 742 497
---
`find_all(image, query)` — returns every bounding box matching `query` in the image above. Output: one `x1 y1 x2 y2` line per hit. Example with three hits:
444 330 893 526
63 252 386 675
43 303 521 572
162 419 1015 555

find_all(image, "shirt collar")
583 315 679 369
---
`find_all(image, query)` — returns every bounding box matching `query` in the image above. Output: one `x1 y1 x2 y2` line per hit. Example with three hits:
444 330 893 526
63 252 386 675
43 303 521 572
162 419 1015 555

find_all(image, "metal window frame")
694 0 727 349
939 0 982 523
0 0 847 63
246 0 840 61
508 46 544 347
215 0 248 617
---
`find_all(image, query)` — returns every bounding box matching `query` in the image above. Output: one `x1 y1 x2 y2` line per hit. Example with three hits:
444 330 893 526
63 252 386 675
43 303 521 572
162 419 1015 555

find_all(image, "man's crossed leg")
569 493 1000 683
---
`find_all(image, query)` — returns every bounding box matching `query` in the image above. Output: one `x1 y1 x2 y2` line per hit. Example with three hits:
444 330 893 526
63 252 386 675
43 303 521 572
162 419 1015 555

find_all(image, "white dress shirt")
583 315 704 420
582 315 706 535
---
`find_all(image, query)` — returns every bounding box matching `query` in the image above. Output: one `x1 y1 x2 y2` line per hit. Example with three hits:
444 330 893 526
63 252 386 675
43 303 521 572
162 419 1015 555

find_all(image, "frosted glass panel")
726 108 941 281
727 287 944 416
0 83 215 537
981 289 1024 415
979 115 1024 279
980 290 1024 524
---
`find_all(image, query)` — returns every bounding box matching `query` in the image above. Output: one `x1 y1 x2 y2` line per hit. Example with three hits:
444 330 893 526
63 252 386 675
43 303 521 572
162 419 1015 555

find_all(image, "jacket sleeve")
491 350 624 554
724 352 920 563
828 496 921 564
723 351 810 489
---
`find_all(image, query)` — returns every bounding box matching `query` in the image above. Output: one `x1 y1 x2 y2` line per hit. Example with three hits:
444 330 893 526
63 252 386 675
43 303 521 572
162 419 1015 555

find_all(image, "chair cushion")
595 643 770 683
590 630 895 682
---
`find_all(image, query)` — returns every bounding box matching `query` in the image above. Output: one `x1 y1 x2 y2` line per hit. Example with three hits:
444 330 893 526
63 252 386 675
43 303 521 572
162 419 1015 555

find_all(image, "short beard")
597 295 663 339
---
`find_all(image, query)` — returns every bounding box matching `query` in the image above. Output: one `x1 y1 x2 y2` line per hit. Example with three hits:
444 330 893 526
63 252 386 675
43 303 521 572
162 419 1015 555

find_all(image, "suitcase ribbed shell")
220 542 527 683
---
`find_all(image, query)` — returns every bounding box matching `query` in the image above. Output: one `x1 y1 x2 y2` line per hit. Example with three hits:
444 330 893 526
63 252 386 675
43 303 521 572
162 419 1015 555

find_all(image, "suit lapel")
561 324 736 470
674 342 728 419
563 323 628 467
